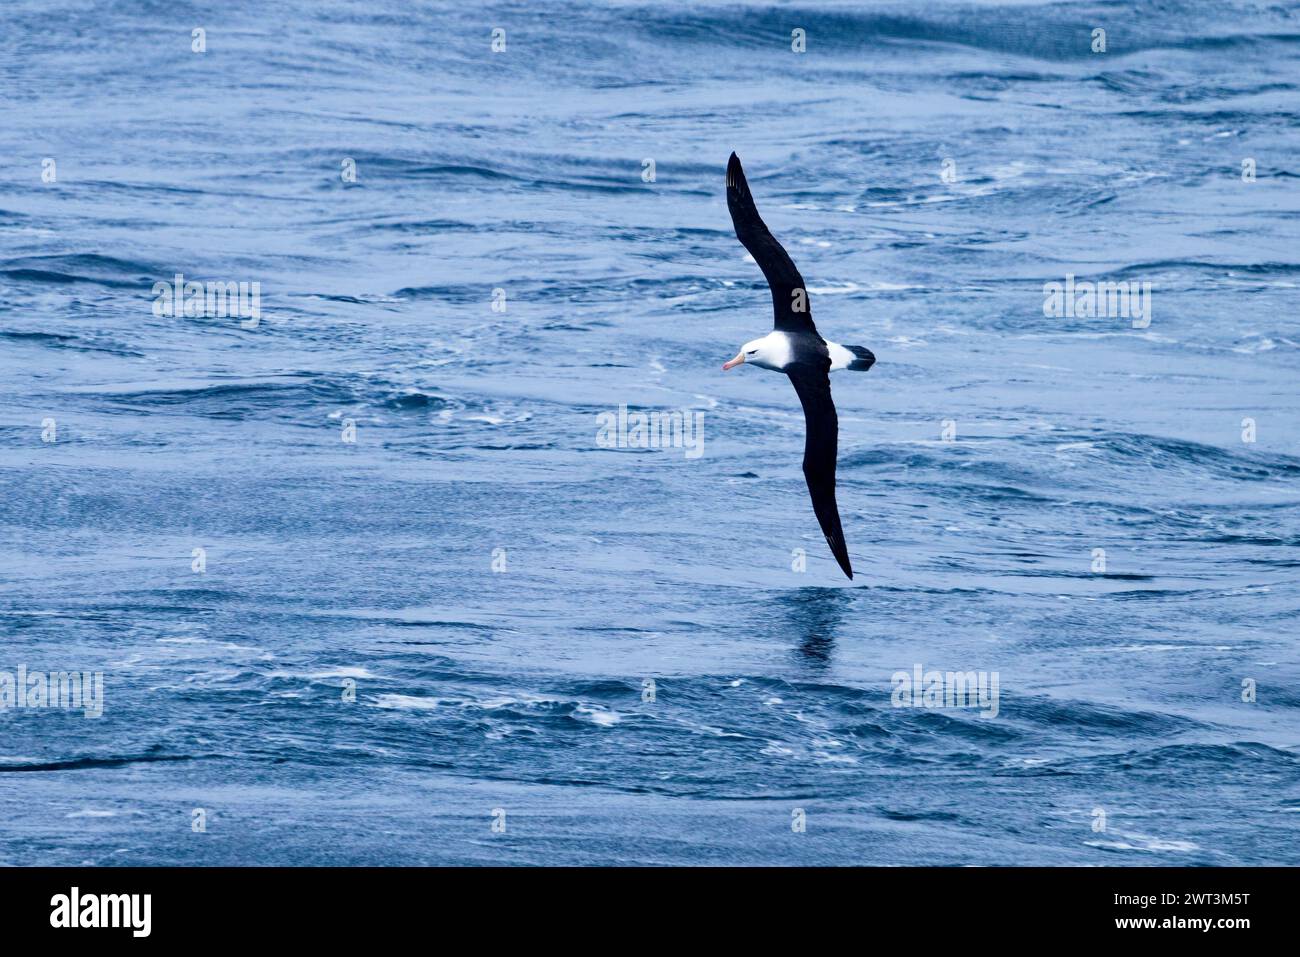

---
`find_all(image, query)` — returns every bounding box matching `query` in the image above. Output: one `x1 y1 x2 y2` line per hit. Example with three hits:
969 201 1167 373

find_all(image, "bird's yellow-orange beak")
722 352 745 371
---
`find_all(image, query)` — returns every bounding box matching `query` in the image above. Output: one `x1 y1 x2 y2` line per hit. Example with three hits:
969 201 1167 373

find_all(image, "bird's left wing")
787 364 852 579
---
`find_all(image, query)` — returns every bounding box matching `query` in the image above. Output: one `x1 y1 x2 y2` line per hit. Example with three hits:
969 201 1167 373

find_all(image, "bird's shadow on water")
771 587 848 666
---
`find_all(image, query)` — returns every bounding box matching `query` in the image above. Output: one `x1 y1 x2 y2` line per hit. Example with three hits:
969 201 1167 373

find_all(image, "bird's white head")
722 332 787 372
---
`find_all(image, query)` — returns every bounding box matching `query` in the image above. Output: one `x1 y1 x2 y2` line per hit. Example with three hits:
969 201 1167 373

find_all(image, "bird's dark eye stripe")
746 349 757 355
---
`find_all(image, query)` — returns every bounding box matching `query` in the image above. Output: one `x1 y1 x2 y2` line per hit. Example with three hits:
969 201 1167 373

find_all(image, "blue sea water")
1 0 1298 866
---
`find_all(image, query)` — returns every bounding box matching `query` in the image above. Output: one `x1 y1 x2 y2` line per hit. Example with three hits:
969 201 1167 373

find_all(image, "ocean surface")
1 0 1298 866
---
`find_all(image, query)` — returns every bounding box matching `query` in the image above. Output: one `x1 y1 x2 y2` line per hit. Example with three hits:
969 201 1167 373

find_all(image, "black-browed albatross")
721 152 875 580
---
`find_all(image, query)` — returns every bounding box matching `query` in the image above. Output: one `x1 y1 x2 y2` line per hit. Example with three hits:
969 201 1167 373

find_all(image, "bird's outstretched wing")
787 363 852 579
726 152 817 336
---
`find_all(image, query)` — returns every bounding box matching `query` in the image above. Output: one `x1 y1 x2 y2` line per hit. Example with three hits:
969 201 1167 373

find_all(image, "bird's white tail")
845 345 875 371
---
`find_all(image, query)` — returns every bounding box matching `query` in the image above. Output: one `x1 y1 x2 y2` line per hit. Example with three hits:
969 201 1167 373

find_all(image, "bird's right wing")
787 364 852 579
726 153 817 336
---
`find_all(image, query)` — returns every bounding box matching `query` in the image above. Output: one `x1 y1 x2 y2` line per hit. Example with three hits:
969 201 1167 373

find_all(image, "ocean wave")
0 253 159 289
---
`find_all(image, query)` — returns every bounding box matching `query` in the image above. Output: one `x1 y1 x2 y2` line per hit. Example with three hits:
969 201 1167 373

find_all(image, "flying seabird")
721 152 875 580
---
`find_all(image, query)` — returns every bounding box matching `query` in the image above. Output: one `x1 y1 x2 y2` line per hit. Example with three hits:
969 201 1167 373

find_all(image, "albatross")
721 152 875 580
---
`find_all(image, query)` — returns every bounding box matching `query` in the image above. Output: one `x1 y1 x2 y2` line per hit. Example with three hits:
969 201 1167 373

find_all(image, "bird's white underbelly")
826 340 855 372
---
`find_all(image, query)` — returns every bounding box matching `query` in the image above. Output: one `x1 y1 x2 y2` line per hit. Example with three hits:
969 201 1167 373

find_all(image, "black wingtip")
826 534 853 580
726 152 742 189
